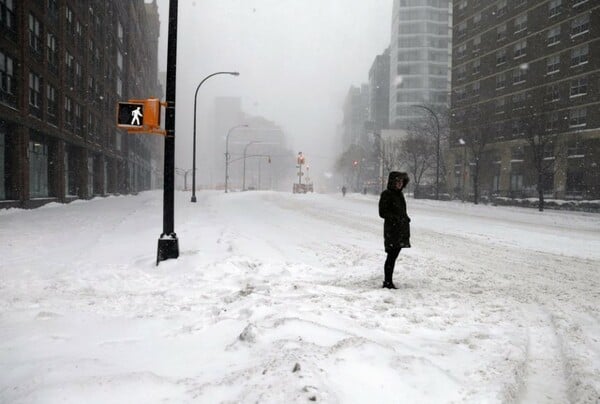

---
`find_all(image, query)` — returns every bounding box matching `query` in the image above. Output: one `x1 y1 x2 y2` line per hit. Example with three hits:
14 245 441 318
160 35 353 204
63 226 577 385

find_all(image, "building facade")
449 0 599 200
368 48 391 132
389 0 452 129
0 0 163 208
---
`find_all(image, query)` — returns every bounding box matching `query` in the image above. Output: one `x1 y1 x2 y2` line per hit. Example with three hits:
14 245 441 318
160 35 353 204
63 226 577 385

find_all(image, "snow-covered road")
1 190 599 403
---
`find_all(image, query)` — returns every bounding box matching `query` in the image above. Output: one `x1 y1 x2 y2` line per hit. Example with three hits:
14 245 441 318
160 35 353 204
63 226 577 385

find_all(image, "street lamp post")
225 124 249 193
412 104 441 200
372 132 385 193
243 141 262 191
191 71 239 202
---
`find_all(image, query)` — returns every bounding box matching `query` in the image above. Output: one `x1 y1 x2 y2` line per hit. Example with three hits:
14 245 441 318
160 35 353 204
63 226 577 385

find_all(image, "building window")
512 92 526 110
546 84 560 102
116 77 122 96
547 26 560 46
569 108 586 127
514 14 527 33
117 51 123 71
496 72 506 89
29 72 41 116
495 97 505 114
29 138 49 198
496 49 507 65
496 0 507 16
46 84 57 124
472 36 481 53
28 13 42 55
65 51 74 85
0 0 16 36
546 112 560 132
0 50 15 107
48 0 58 17
458 22 466 38
497 24 507 41
546 55 560 74
74 103 82 135
458 0 468 12
471 81 480 97
510 163 524 191
115 131 122 151
571 44 588 66
457 66 466 81
47 32 58 73
117 21 124 43
65 6 73 35
570 78 587 97
513 67 526 85
472 13 481 28
75 61 82 89
472 58 480 75
64 96 73 130
549 0 562 17
571 14 589 37
514 40 527 58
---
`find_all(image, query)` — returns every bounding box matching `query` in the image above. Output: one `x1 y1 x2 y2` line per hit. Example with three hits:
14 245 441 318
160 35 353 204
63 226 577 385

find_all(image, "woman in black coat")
378 171 411 289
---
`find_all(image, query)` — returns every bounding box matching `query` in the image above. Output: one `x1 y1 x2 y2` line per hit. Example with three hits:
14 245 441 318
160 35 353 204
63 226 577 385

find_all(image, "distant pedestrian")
341 185 347 197
378 172 411 289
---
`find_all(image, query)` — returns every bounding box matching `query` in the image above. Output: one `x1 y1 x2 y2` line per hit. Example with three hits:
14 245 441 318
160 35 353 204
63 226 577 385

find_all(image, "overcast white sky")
153 0 392 182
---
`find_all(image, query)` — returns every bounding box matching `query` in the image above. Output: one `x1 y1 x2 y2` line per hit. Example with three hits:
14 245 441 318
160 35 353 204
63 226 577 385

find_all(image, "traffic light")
297 152 305 165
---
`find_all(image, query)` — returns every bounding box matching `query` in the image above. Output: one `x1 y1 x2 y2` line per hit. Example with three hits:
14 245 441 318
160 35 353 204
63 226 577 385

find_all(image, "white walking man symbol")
131 106 143 125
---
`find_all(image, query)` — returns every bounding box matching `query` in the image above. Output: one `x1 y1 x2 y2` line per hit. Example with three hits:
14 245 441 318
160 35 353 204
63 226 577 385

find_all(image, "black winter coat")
379 172 411 252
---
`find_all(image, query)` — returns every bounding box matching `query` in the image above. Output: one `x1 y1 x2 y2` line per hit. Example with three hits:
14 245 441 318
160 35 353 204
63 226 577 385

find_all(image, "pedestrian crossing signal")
116 98 164 135
117 102 145 128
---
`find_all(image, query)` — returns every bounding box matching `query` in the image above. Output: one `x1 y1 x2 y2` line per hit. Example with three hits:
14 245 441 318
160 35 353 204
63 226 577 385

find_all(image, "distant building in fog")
389 0 452 129
0 0 163 208
368 48 390 132
342 84 370 147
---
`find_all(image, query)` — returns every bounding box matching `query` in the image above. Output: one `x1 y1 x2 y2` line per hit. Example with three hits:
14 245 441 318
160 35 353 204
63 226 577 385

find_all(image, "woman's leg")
384 247 401 285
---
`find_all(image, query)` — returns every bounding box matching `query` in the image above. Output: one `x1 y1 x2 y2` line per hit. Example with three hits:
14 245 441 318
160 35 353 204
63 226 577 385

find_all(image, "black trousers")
384 247 401 283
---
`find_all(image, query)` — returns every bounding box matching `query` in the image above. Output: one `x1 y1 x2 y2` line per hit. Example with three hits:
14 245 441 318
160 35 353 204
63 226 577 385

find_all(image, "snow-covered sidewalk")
1 190 599 403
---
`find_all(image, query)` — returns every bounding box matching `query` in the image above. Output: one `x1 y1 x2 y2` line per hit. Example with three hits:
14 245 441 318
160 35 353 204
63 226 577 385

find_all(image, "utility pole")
157 0 179 265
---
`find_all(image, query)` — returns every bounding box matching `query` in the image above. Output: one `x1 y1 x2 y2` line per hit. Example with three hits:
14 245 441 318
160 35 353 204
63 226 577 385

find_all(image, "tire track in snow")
518 304 569 403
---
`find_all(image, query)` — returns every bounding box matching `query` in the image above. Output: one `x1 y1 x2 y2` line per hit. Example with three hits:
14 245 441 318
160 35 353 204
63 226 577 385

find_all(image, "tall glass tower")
389 0 452 129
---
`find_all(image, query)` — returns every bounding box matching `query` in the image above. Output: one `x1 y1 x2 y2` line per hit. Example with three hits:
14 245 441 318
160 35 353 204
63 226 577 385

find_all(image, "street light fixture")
412 104 441 200
225 124 249 193
191 71 240 203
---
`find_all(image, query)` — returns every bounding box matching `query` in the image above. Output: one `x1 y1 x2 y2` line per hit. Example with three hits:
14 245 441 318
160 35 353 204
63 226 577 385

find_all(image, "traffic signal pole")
157 0 179 265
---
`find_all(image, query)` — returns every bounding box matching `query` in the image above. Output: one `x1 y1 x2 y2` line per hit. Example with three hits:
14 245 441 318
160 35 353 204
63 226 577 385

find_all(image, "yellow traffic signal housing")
116 97 164 135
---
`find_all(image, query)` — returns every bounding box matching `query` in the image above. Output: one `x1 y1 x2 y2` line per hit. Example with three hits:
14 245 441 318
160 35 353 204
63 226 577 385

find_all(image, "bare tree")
462 107 491 205
398 132 435 197
410 104 451 197
521 107 556 212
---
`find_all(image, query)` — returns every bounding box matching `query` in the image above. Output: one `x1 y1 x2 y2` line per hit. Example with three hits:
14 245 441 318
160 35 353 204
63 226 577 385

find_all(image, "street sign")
117 102 144 128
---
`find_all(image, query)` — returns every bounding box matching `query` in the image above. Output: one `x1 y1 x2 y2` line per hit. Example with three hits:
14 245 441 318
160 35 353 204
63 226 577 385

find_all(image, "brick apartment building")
0 0 163 208
449 0 599 200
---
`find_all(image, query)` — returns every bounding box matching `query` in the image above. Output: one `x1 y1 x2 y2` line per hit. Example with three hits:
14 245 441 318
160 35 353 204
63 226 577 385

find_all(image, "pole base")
157 233 179 265
191 195 197 202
